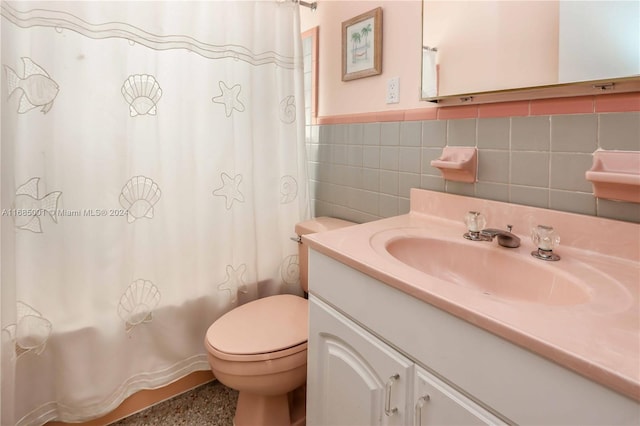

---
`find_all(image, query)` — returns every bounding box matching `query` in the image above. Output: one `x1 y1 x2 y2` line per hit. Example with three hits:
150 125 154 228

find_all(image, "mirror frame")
422 76 640 107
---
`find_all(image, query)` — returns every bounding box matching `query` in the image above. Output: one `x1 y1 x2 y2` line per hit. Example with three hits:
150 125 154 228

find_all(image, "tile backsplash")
305 111 640 224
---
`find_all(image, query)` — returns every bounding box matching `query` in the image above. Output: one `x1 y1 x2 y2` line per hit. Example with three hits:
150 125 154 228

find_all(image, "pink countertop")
305 189 640 401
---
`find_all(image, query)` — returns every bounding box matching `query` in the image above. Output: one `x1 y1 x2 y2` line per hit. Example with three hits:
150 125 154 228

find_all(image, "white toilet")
204 217 354 426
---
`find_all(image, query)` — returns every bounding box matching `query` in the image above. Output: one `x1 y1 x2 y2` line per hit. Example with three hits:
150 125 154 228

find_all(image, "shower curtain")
0 1 309 424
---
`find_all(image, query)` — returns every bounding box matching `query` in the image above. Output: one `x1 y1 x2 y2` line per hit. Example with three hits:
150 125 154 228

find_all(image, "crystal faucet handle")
464 211 486 232
531 225 560 250
531 225 561 261
463 211 489 241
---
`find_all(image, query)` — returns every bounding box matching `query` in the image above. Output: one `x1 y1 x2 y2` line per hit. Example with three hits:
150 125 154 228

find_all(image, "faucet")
480 225 521 248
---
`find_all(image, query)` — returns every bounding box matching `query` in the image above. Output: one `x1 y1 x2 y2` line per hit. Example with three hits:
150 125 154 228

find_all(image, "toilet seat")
205 294 308 362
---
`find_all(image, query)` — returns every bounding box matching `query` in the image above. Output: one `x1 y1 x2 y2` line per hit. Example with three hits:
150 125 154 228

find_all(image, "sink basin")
385 237 591 305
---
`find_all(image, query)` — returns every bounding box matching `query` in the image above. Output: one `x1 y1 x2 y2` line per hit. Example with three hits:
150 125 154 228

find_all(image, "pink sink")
385 237 590 306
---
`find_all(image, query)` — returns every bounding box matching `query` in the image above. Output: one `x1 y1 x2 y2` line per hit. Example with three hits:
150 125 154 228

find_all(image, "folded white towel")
422 47 438 98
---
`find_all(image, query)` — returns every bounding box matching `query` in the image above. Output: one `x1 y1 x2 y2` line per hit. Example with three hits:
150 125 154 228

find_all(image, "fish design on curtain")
11 177 62 233
4 57 59 114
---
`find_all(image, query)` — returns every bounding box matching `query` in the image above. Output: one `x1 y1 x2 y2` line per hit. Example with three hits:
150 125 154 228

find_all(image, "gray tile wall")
305 112 640 224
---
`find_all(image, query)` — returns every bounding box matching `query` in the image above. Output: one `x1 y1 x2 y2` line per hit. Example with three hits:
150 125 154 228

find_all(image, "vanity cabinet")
307 297 413 425
308 296 506 425
306 249 640 425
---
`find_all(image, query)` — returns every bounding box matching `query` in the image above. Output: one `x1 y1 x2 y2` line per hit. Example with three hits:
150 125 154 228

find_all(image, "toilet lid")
206 294 308 356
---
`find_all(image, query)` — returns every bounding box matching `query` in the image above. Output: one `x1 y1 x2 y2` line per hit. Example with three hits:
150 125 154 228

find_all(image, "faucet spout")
480 228 521 248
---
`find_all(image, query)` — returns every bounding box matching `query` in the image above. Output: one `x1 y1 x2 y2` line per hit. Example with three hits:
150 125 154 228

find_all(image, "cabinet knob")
384 374 400 416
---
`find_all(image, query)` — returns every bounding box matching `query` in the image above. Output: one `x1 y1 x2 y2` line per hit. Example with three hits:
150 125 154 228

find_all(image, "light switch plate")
386 77 400 104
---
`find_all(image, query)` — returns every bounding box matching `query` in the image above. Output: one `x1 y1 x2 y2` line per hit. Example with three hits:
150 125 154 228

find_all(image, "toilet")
204 217 354 426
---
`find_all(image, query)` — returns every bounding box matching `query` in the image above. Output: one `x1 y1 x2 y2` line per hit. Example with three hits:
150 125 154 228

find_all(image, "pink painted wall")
301 0 426 117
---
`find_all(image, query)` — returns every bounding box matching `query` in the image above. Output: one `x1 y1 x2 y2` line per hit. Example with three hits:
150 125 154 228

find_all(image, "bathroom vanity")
304 189 640 425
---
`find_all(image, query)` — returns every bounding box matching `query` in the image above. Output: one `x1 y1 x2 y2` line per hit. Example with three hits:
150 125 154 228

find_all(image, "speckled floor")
110 381 238 426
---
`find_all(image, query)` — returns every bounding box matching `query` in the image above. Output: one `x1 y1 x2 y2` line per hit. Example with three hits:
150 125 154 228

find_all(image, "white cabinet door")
307 296 413 426
413 365 506 426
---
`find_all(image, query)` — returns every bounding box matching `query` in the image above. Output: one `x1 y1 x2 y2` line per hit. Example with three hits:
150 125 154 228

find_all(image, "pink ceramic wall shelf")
585 150 640 203
430 147 477 183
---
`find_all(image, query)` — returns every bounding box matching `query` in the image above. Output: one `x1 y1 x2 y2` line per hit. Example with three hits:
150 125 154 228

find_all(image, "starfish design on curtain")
217 264 248 303
212 172 244 209
211 81 245 117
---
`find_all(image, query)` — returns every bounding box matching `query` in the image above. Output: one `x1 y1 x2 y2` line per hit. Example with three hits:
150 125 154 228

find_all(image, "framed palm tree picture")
342 7 382 81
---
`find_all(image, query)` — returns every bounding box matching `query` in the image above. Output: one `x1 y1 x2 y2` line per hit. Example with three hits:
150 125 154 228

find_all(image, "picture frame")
342 7 382 81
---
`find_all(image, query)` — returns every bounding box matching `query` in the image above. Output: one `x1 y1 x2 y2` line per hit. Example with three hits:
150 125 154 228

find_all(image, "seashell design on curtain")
0 1 309 424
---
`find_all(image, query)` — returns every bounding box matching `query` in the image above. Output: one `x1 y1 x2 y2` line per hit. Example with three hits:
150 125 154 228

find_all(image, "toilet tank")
295 217 355 293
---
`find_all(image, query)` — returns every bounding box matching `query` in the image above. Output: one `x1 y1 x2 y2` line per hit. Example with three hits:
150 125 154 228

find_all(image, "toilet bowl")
204 217 354 426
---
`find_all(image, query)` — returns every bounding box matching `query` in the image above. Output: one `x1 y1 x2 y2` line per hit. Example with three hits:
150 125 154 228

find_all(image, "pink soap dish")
585 150 640 203
430 147 477 183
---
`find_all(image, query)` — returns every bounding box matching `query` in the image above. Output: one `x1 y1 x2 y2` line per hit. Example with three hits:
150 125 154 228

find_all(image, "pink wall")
301 0 426 117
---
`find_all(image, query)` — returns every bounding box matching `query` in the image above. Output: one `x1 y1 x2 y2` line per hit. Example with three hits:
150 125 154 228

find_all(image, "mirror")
421 1 640 103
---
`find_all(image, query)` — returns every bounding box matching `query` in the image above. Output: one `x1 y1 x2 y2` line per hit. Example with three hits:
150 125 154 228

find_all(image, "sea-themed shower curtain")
0 1 309 424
